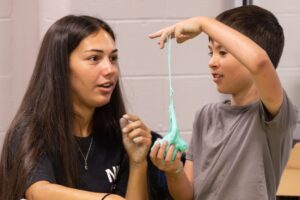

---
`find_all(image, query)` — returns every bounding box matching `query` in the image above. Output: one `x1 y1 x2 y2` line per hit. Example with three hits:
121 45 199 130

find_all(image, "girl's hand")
120 114 152 164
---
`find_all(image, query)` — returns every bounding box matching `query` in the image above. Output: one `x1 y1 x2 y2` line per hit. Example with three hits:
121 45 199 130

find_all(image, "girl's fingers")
121 114 150 135
122 114 139 121
120 117 129 129
132 136 152 145
132 136 143 143
127 127 151 140
122 121 142 133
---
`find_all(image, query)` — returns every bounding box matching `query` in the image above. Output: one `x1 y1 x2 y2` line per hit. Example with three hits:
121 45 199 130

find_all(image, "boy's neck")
231 86 259 106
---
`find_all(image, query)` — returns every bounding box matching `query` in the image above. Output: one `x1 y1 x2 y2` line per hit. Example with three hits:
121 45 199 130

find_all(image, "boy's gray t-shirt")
186 92 298 200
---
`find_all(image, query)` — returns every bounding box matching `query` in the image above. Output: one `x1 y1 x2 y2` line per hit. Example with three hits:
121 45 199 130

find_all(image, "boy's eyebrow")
208 43 223 50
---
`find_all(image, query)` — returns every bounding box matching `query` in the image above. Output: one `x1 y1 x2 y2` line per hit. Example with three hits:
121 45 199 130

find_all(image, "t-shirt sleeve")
24 154 56 192
261 90 298 133
260 90 298 172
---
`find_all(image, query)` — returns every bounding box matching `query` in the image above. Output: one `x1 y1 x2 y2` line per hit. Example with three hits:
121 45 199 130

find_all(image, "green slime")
152 36 187 161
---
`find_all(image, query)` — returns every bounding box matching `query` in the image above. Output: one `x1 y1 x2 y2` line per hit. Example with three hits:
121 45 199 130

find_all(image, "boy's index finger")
148 30 162 39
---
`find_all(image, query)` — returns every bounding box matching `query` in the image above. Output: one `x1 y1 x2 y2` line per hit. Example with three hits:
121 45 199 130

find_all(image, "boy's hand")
120 114 152 165
149 17 203 49
150 140 183 176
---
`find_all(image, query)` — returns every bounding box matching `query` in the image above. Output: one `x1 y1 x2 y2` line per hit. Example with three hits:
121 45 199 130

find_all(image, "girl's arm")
26 181 124 200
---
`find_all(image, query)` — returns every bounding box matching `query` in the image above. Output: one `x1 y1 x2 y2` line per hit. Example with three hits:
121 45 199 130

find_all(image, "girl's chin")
93 96 112 108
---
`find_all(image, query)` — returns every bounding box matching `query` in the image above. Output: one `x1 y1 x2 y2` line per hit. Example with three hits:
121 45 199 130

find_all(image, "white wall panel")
2 0 300 149
0 76 12 132
0 20 12 76
0 0 12 17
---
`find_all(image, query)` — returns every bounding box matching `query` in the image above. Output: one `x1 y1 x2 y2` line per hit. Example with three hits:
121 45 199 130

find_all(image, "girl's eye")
208 51 213 57
88 55 100 62
110 55 118 63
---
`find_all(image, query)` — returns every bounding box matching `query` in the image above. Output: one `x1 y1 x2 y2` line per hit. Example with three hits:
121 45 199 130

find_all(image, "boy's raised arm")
149 16 283 116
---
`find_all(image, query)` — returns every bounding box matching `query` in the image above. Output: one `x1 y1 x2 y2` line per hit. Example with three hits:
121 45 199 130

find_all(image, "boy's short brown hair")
216 5 284 69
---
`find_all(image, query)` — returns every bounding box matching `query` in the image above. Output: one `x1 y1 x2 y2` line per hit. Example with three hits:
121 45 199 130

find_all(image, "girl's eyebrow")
84 49 118 53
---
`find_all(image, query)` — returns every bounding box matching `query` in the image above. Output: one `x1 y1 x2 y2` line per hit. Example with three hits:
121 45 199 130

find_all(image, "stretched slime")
153 36 187 160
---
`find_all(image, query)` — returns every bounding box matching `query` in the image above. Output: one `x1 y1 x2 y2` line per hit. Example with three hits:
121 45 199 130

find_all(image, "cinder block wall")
1 0 300 149
0 0 12 148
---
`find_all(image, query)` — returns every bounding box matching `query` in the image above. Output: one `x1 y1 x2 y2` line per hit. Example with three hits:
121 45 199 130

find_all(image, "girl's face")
208 40 254 96
69 29 119 111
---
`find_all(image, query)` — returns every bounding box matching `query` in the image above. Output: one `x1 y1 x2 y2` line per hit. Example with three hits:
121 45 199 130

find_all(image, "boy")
149 5 298 200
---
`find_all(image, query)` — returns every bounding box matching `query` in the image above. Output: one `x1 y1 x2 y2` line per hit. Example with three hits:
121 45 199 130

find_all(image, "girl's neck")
73 105 95 137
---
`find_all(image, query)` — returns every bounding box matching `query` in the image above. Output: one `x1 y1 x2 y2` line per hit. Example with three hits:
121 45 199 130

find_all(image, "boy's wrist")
195 16 209 32
166 163 184 179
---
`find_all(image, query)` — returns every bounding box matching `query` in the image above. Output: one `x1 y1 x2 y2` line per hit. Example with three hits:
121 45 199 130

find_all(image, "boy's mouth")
212 73 224 83
212 73 223 78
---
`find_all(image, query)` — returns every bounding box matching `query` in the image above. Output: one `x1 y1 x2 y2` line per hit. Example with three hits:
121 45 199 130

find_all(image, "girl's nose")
101 58 116 75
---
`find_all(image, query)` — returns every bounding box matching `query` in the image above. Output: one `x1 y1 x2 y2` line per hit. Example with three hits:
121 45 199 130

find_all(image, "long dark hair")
0 15 126 200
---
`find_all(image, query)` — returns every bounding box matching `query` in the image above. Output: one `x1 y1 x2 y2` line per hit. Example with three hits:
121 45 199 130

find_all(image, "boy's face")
208 40 254 96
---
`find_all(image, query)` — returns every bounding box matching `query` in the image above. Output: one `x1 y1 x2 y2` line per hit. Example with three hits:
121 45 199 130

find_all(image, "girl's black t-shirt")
25 133 126 195
24 132 172 200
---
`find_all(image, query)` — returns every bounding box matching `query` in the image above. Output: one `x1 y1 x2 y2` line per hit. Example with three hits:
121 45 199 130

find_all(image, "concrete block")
261 0 300 13
0 20 12 76
39 0 71 20
70 0 165 19
0 0 12 17
0 76 12 132
165 0 234 18
39 19 55 40
277 16 300 68
0 131 5 152
111 21 211 77
181 131 192 145
121 77 169 133
278 69 300 121
121 75 226 133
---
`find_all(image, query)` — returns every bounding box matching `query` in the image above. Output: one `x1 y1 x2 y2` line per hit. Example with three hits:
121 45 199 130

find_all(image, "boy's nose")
208 56 219 69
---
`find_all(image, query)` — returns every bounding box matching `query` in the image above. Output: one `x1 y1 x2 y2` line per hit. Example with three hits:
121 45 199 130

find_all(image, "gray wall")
1 0 300 149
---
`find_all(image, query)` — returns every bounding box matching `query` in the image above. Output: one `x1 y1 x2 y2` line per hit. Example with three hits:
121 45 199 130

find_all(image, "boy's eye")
208 51 213 57
219 51 227 56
